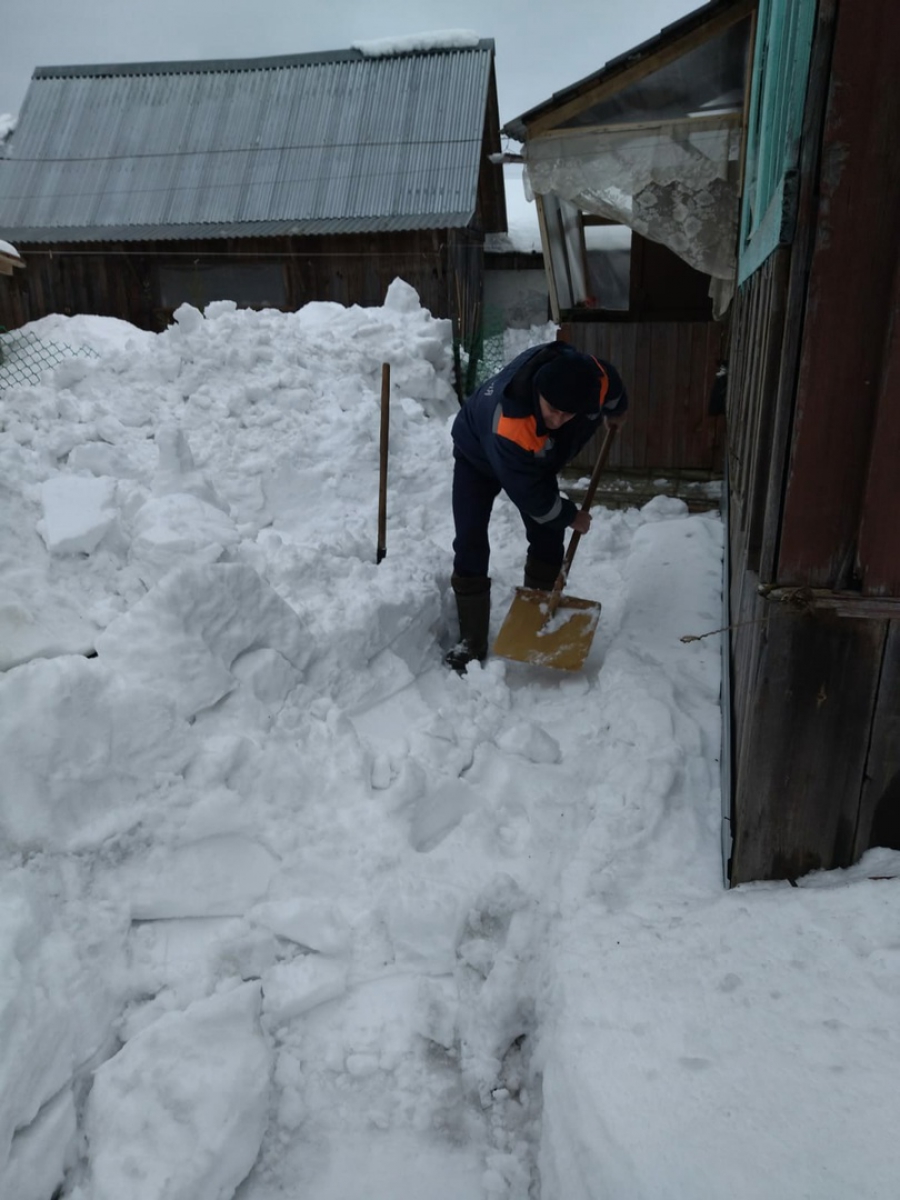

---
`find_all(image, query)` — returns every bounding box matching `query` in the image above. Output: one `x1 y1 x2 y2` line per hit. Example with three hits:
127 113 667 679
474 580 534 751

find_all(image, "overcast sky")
2 0 701 131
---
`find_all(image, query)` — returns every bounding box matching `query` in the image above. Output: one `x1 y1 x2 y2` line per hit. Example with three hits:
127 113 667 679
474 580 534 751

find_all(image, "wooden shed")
502 0 755 476
725 0 900 883
0 41 507 382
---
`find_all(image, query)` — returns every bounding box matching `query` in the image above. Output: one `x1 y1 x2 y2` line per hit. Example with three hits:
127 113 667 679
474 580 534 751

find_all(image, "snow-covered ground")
1 286 898 1200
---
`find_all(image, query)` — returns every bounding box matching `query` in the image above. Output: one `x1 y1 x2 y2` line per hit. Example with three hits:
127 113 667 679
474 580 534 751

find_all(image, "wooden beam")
534 194 561 324
853 622 900 856
857 244 900 595
529 112 741 144
527 0 755 138
761 586 900 620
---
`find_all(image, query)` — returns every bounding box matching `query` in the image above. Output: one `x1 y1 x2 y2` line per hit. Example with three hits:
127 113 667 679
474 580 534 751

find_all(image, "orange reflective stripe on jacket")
496 413 547 453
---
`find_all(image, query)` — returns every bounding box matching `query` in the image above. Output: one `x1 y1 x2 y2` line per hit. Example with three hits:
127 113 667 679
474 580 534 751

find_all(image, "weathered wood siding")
0 230 455 333
561 320 725 473
776 0 900 591
725 0 900 884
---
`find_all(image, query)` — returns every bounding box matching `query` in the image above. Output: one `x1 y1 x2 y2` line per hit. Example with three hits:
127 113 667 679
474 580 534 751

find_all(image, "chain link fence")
473 303 508 389
0 327 99 389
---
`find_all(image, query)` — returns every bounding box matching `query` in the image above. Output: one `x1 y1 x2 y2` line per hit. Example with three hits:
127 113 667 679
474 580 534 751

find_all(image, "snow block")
262 956 348 1024
82 984 272 1200
0 871 124 1182
248 898 351 955
0 654 191 849
0 1086 77 1200
119 834 281 920
37 474 117 555
95 562 313 720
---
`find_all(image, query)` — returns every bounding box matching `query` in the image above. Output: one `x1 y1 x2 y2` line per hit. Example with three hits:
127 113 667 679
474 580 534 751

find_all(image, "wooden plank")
777 0 900 586
645 324 669 468
616 321 638 471
531 112 741 141
754 10 836 584
857 247 900 594
854 622 900 854
631 324 652 471
761 588 900 620
673 320 691 468
746 251 788 571
729 605 886 884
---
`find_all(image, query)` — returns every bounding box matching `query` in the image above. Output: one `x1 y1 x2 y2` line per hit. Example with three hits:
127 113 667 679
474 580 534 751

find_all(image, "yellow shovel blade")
492 587 601 671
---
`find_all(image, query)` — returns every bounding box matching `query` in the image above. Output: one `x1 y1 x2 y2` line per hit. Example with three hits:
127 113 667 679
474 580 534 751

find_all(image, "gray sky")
2 0 701 132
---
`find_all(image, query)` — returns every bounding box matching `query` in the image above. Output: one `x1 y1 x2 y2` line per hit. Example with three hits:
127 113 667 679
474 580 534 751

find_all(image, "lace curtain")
523 118 743 313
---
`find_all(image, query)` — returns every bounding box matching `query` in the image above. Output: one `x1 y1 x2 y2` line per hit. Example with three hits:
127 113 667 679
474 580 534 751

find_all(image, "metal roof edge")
31 40 496 83
0 213 477 244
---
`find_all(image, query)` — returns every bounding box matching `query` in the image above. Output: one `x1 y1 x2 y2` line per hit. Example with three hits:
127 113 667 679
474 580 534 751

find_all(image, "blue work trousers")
451 450 565 578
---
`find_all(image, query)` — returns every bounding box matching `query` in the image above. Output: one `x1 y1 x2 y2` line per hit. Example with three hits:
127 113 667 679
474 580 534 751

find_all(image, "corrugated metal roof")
0 42 495 242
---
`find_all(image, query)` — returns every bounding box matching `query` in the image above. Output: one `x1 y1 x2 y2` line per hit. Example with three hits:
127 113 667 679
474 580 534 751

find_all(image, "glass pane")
158 262 286 310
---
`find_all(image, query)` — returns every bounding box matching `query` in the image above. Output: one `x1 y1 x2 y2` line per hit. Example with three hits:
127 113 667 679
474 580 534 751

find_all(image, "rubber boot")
523 554 561 592
445 574 491 674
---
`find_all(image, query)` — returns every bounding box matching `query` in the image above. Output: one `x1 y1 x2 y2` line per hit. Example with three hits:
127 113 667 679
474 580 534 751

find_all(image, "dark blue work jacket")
451 343 627 530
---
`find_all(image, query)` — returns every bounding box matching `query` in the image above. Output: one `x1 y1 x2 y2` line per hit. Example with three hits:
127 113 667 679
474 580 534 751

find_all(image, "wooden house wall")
725 0 900 884
775 0 900 593
561 319 725 473
0 230 456 334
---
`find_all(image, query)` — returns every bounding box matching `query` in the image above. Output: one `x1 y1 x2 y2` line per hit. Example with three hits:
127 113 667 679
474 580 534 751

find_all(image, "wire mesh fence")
473 303 508 389
0 327 99 389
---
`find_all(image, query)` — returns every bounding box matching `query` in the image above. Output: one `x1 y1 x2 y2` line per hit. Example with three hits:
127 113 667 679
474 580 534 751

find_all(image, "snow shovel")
493 424 618 671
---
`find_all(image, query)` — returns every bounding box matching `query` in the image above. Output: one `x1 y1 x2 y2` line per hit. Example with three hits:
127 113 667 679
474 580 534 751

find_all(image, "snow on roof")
352 30 481 56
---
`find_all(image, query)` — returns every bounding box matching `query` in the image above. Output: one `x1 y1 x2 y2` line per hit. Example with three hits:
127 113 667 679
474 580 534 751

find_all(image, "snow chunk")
248 898 351 955
95 562 312 720
0 655 191 849
0 1086 76 1200
22 312 154 357
383 276 424 313
153 426 226 509
353 30 480 56
130 492 239 585
80 984 271 1200
0 870 125 1181
37 475 117 554
117 834 281 920
172 301 205 333
382 876 468 970
262 956 349 1024
495 721 561 764
641 494 690 520
0 598 97 671
409 779 476 852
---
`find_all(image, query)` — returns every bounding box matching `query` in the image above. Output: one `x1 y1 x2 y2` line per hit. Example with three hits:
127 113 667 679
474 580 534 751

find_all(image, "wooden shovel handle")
547 424 618 615
376 362 390 563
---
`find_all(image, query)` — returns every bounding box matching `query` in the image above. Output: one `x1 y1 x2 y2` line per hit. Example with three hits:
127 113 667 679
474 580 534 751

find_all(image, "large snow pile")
0 282 898 1200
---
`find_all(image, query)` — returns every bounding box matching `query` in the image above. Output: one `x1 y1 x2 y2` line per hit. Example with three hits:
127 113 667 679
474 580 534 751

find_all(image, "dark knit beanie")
533 351 605 415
